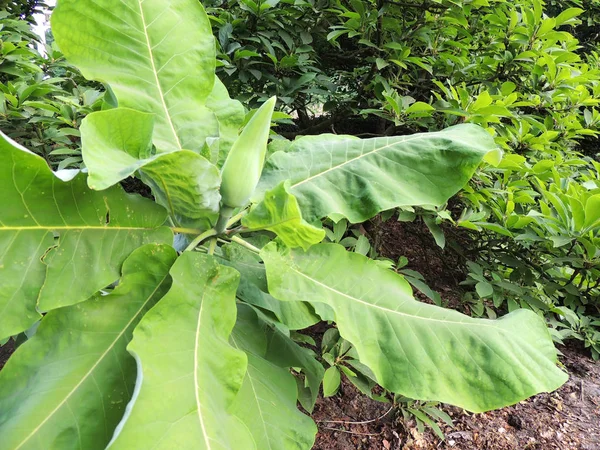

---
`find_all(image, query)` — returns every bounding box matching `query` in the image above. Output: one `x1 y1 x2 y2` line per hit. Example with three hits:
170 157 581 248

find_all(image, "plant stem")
226 209 248 228
207 237 217 255
184 228 217 252
230 235 260 253
171 227 205 234
215 205 235 235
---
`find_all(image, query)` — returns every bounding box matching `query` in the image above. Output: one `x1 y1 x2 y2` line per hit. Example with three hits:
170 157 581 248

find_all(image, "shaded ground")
0 340 14 371
365 215 471 312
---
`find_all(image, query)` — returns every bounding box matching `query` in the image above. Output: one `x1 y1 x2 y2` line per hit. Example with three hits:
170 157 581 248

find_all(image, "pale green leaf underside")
0 244 176 450
52 0 218 153
82 108 221 220
243 181 325 250
230 306 317 450
262 320 325 413
81 108 155 190
261 242 568 412
255 124 500 222
108 253 255 450
0 133 171 340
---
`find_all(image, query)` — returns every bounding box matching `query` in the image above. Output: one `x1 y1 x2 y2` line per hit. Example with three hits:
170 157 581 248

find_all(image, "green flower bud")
220 96 276 210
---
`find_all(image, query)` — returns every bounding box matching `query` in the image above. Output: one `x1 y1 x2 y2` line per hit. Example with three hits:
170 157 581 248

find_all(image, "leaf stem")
230 235 260 253
171 227 205 234
215 205 235 234
184 228 217 252
207 237 217 255
226 209 248 228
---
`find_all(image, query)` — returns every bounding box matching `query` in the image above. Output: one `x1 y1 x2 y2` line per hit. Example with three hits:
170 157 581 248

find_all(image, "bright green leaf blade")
584 194 600 229
232 354 315 449
323 366 341 397
476 281 494 298
108 252 255 450
243 180 325 250
256 124 498 222
140 151 221 219
0 244 177 450
81 109 221 220
261 242 568 412
230 305 317 450
206 78 245 166
0 133 171 340
52 0 218 153
81 108 155 190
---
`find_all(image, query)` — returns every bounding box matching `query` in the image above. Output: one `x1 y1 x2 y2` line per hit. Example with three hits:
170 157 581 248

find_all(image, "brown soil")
365 215 475 312
0 340 14 370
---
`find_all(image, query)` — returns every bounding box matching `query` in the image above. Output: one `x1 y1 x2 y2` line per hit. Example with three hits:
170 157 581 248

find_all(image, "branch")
384 0 448 11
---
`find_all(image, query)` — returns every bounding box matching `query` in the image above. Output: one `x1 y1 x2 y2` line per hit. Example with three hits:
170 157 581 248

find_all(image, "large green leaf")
230 305 317 450
81 108 221 221
261 242 568 412
242 181 325 250
0 244 177 450
52 0 218 154
108 252 255 449
0 133 171 340
255 124 500 222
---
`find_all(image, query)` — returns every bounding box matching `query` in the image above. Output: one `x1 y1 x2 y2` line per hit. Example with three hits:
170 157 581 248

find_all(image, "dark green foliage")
0 9 103 169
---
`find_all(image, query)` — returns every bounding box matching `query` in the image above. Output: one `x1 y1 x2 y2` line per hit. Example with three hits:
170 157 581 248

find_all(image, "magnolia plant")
0 1 568 449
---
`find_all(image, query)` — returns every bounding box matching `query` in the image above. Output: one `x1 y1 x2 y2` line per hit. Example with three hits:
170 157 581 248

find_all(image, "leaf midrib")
194 288 212 449
285 256 506 331
137 0 182 150
290 131 476 189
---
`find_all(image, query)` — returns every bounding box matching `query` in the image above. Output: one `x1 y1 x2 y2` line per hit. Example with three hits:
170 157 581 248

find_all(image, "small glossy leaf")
423 216 446 249
243 181 325 250
323 366 341 397
476 281 494 298
584 195 600 229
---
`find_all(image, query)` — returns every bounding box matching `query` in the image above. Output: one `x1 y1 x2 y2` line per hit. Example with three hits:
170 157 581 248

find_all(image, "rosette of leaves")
0 1 567 449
